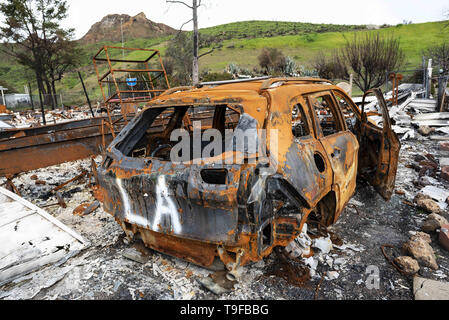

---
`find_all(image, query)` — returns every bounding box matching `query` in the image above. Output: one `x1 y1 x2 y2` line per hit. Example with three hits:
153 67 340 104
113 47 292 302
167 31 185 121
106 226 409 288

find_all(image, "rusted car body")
95 77 400 271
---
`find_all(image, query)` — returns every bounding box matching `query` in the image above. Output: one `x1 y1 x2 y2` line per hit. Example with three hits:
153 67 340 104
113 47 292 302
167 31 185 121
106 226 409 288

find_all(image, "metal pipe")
121 17 125 58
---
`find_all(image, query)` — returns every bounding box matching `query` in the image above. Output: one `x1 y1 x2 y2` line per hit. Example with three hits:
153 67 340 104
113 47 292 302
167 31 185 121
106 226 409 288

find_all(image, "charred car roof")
148 77 336 107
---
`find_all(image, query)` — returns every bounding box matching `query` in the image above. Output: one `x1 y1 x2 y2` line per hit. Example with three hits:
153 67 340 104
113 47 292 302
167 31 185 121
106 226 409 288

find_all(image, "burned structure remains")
0 47 170 182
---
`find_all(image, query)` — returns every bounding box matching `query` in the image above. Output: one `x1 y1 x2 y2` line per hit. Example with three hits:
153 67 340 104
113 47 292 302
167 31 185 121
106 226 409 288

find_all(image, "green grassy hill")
198 20 367 40
199 20 448 72
0 20 447 105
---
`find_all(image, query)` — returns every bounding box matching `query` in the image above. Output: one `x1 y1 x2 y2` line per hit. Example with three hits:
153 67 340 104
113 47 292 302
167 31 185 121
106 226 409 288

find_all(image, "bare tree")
166 0 201 85
339 32 404 92
313 51 348 80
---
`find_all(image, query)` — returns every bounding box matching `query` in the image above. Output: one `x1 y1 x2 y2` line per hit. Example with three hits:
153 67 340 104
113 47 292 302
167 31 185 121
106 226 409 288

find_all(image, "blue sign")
126 78 137 87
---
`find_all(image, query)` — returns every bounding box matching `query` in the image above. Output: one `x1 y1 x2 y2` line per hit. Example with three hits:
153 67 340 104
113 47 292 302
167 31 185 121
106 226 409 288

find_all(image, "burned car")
94 77 400 273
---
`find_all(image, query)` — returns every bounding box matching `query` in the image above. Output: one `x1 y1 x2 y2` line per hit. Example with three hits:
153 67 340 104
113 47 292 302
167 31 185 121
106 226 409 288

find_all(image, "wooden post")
437 72 449 112
427 59 433 99
0 86 7 108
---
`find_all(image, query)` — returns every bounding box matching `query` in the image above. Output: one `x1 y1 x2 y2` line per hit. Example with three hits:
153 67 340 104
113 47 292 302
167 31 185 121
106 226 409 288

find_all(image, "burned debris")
1 72 448 300
0 46 170 202
0 47 174 298
1 0 449 301
0 47 170 179
350 74 449 296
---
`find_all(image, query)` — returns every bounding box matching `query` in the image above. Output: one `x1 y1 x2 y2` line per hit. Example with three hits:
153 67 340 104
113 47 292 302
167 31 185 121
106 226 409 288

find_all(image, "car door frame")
358 88 401 200
330 87 401 200
289 95 333 198
305 90 359 223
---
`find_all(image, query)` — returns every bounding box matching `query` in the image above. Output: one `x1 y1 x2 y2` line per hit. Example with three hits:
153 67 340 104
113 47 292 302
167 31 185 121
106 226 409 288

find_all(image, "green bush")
303 33 317 43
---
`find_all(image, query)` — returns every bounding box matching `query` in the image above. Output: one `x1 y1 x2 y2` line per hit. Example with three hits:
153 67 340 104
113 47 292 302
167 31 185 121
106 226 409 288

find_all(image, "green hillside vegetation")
198 20 367 41
0 20 447 105
199 20 448 72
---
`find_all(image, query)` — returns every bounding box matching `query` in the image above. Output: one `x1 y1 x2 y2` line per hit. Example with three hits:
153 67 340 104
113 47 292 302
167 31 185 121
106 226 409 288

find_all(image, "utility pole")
192 0 199 85
121 17 125 58
78 71 95 118
166 0 201 85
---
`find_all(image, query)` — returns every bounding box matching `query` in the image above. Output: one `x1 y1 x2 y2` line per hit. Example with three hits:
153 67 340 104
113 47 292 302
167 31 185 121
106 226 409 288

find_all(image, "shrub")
283 56 298 76
303 33 317 43
258 48 286 74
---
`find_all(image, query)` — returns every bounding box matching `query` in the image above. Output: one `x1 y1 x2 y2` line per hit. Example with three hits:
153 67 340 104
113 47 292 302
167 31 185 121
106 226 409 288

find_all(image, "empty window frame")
292 103 310 138
308 94 343 137
333 91 360 133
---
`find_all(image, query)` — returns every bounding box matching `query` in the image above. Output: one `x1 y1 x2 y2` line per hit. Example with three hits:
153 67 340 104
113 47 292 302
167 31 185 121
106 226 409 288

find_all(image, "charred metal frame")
93 46 172 150
0 47 171 181
0 116 128 177
93 46 170 106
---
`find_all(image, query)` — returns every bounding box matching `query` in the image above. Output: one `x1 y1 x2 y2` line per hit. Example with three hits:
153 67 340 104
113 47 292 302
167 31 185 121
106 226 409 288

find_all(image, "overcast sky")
62 0 449 39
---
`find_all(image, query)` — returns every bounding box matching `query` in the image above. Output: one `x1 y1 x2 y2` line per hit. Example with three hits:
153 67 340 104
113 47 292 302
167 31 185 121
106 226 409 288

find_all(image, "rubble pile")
0 104 115 130
403 234 439 270
366 84 449 299
376 84 449 143
285 222 365 287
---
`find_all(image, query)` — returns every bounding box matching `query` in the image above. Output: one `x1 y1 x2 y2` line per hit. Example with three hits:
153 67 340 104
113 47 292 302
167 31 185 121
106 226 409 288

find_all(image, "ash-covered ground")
1 137 448 301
